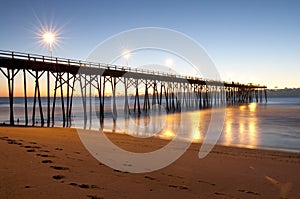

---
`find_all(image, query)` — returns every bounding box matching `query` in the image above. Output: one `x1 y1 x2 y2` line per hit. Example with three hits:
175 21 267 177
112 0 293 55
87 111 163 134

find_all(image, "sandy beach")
0 126 299 199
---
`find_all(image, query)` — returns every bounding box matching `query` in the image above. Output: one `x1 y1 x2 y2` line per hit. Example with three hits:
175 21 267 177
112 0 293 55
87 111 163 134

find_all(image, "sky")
0 0 300 94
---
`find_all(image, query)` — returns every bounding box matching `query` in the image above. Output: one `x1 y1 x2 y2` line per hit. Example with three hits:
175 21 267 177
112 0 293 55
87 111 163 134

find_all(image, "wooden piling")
7 69 14 125
59 73 66 127
52 74 58 126
46 71 50 127
23 69 28 125
111 77 117 122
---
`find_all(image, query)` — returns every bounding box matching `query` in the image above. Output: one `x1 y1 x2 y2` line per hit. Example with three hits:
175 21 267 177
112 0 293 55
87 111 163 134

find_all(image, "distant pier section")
0 50 267 128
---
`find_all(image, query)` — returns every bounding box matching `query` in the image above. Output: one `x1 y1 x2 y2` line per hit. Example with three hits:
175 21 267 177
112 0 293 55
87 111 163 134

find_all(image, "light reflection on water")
1 97 300 152
223 103 259 149
139 99 300 152
149 103 260 149
214 99 300 152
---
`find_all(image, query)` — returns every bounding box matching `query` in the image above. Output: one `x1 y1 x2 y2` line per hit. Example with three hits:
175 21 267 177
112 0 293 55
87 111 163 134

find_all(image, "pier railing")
0 50 265 88
0 49 267 127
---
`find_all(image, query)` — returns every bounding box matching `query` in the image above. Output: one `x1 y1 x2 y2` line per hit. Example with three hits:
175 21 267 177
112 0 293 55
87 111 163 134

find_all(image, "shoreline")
1 126 300 198
2 124 299 154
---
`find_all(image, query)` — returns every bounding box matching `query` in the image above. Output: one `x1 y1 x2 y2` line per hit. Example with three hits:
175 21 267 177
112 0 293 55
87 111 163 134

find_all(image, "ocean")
0 96 299 153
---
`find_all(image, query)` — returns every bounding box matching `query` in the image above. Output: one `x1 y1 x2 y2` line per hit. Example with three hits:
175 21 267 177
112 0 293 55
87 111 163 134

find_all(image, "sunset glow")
0 1 300 198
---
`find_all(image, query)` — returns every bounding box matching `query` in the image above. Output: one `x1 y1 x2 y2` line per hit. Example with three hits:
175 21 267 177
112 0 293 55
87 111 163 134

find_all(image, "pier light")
43 32 55 58
165 58 173 73
122 49 131 66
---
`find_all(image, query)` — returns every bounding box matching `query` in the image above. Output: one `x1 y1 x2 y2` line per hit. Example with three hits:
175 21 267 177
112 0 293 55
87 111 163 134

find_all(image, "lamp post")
122 50 131 67
43 32 55 58
121 49 131 119
165 58 173 74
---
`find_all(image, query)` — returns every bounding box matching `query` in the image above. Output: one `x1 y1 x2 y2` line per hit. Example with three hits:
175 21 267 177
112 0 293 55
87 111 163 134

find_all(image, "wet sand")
0 126 299 198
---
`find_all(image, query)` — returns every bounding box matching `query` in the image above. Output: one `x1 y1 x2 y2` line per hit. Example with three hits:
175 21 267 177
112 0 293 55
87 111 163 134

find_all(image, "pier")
0 50 267 128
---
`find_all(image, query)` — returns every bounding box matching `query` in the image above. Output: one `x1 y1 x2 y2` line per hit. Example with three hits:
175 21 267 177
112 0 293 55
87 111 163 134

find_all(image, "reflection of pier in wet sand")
0 50 267 128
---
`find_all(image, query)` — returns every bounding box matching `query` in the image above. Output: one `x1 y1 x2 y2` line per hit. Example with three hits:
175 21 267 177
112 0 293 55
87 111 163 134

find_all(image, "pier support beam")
23 69 28 126
0 68 20 125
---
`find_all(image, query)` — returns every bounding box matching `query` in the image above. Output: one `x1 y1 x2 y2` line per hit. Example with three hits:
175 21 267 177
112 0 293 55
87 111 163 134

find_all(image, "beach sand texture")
0 127 299 198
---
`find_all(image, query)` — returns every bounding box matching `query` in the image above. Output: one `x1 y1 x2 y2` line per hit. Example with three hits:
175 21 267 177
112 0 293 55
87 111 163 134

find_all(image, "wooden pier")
0 50 267 128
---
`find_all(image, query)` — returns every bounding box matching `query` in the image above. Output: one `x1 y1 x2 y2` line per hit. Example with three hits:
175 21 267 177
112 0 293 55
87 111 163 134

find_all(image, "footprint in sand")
7 139 21 145
69 182 99 189
40 149 50 152
79 184 90 189
144 175 161 182
4 138 24 145
168 184 189 190
144 175 156 181
238 189 260 196
36 154 55 158
69 182 78 186
198 180 216 186
214 192 235 197
86 194 104 199
179 185 189 190
41 160 53 164
166 174 184 180
113 169 129 174
52 175 65 180
24 145 41 149
50 166 69 170
29 142 37 145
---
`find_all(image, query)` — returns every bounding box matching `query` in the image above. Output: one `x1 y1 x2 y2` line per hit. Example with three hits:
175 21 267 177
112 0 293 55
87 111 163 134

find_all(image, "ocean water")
219 97 300 152
0 96 299 153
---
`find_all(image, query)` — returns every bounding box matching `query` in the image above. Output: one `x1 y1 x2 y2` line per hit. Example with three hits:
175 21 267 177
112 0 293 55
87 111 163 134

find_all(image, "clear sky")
0 0 300 91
